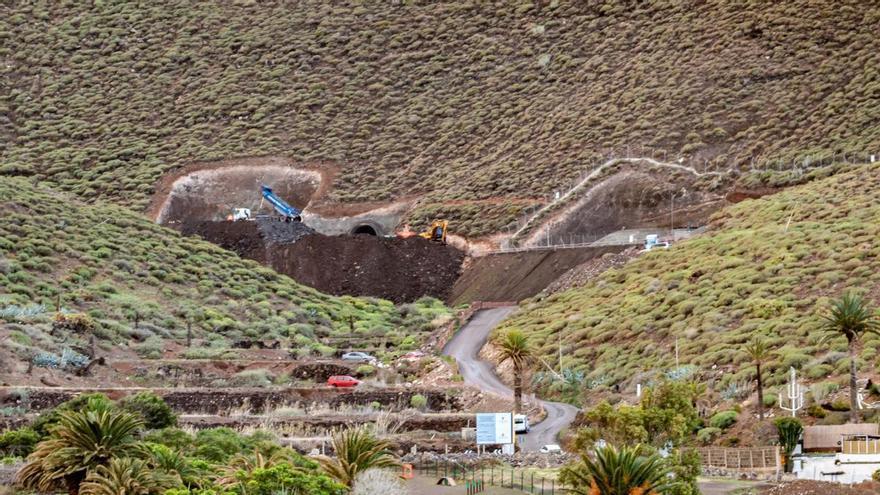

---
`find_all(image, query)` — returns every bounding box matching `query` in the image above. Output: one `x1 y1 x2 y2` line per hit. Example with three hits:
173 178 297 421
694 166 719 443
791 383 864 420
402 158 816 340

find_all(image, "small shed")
803 424 879 452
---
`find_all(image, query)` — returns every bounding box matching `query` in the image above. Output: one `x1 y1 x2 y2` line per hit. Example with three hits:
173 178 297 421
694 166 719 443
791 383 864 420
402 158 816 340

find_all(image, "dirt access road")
443 307 579 452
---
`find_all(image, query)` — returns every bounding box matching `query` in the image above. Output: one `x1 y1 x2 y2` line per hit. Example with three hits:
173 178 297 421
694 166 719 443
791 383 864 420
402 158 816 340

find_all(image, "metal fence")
416 459 567 494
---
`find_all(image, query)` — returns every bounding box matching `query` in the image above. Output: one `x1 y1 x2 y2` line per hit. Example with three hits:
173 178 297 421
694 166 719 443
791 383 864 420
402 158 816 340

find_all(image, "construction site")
149 156 738 305
7 2 880 492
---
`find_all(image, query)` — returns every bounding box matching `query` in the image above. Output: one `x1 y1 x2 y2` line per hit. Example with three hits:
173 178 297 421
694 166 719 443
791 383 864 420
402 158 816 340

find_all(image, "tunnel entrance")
351 224 378 236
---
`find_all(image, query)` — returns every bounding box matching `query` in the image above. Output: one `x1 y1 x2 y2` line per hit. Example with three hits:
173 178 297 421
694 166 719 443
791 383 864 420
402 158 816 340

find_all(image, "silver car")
341 351 374 362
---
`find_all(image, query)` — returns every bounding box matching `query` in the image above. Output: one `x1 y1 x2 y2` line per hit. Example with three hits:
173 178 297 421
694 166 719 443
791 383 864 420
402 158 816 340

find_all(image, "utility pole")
670 192 675 242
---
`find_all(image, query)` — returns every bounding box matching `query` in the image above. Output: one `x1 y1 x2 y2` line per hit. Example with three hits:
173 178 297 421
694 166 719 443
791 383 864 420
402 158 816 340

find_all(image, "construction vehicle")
261 185 302 222
230 208 252 221
419 220 448 244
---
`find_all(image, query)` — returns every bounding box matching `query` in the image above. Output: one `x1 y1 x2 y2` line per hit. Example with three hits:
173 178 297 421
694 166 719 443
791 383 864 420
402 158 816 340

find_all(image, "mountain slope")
496 164 880 399
2 1 879 232
0 177 448 365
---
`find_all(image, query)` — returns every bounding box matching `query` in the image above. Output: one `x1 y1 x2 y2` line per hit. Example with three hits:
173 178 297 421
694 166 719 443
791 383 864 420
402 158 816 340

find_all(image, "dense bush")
708 411 738 430
119 392 177 430
696 427 722 445
409 394 428 410
0 427 39 457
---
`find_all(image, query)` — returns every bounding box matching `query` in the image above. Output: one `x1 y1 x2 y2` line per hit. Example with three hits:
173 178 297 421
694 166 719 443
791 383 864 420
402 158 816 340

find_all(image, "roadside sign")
476 413 513 445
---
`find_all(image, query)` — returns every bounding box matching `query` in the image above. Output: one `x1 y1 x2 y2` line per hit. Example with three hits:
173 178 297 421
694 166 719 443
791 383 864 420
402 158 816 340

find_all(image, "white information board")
475 413 513 445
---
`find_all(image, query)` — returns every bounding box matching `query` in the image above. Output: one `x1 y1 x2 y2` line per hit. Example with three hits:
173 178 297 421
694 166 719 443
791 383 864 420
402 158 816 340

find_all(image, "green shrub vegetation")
118 392 178 430
708 411 738 430
1 2 878 233
13 393 343 495
0 177 450 367
498 165 880 401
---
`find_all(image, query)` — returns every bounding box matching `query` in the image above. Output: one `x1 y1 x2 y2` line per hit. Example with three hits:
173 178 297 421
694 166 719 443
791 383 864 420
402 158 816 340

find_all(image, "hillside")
496 164 880 401
2 1 880 232
0 176 449 371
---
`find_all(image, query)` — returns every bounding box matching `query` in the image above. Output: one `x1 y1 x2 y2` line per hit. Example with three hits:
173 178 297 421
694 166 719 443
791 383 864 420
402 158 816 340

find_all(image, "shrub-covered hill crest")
498 164 880 399
0 177 448 363
2 1 880 226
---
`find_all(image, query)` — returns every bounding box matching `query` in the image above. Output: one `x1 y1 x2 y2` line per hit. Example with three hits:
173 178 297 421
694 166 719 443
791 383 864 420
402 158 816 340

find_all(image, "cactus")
779 367 804 417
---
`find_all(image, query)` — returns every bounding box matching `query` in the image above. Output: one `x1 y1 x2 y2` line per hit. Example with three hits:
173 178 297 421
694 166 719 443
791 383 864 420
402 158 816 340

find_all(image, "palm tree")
742 336 771 420
79 458 178 495
145 443 197 487
820 292 880 421
215 448 296 490
318 427 399 488
17 409 144 495
497 329 532 414
560 444 673 495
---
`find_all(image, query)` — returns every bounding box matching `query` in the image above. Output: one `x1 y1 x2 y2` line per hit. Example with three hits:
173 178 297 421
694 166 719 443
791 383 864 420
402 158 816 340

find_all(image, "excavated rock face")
176 218 464 303
268 235 465 303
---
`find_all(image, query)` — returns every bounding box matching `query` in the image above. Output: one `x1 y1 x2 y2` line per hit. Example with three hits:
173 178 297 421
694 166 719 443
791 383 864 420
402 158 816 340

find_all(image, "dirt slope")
450 246 627 306
269 235 465 303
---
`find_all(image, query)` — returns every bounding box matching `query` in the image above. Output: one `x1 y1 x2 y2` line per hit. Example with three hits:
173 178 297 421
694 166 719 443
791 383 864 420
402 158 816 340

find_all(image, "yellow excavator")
418 220 448 244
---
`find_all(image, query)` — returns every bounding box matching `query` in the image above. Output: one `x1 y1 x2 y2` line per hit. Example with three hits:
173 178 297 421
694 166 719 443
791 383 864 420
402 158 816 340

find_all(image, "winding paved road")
443 307 579 451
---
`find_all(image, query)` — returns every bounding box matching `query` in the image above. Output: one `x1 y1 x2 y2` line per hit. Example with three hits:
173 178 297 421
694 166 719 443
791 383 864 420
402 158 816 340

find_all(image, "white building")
794 424 880 484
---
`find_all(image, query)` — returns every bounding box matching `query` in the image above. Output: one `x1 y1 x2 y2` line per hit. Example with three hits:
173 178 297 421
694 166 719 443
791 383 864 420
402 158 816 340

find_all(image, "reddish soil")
726 187 781 203
269 235 465 303
762 480 880 495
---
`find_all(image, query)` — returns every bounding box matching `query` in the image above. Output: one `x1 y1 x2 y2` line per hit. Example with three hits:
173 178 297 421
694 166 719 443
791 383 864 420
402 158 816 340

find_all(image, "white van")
514 414 530 434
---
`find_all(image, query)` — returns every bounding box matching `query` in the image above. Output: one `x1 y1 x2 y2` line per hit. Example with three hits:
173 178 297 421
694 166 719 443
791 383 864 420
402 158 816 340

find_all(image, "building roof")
803 424 880 452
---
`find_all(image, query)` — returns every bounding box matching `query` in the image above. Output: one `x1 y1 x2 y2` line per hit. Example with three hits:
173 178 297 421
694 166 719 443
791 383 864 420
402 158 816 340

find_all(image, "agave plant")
79 458 178 495
318 427 399 488
16 409 144 495
560 444 673 495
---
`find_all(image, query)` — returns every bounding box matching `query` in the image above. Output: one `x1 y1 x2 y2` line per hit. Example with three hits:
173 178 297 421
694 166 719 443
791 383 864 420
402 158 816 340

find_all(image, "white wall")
794 453 880 484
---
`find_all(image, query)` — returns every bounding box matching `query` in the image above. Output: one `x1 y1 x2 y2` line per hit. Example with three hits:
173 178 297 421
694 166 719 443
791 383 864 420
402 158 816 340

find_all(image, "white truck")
514 414 530 434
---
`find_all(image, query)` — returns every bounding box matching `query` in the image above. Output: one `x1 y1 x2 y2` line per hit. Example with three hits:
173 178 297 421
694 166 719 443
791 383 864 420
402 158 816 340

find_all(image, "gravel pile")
256 218 315 245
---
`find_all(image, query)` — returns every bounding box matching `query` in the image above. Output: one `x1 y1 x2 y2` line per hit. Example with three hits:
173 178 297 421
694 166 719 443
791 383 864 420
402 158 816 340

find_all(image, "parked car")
327 375 359 388
514 414 530 434
539 444 562 454
341 351 374 362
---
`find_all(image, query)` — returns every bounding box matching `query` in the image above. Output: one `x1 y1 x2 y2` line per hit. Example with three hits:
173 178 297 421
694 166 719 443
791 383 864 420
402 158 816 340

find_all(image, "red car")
327 375 359 388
